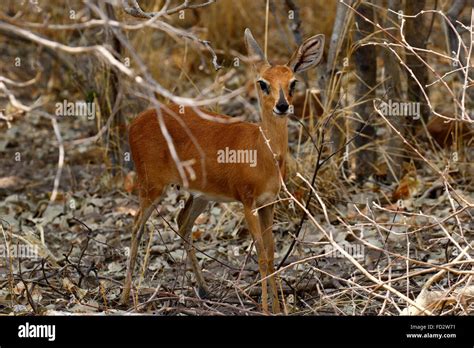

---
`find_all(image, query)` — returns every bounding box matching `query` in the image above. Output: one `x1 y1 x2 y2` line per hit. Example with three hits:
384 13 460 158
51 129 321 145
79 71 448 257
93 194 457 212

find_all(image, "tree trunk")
384 0 406 182
324 0 352 159
353 1 377 180
102 2 129 175
443 0 474 103
405 0 430 125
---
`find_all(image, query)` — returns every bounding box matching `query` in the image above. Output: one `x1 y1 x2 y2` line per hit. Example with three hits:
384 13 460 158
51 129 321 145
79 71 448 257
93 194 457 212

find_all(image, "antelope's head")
244 28 324 117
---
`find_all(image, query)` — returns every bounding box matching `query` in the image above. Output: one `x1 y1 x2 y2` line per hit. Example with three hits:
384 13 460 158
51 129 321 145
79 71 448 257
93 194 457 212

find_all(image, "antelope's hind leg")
121 187 164 305
177 195 209 297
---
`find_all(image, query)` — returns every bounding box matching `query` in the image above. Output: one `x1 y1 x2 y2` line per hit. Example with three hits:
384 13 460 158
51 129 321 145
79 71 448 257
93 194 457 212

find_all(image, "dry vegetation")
0 0 473 316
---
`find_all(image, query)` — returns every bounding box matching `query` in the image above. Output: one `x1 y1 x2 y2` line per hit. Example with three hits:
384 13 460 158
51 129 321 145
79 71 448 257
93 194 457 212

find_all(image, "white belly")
189 189 235 203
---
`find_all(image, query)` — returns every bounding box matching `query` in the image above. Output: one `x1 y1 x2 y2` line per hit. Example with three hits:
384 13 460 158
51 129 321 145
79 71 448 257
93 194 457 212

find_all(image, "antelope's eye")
289 80 297 96
258 80 270 94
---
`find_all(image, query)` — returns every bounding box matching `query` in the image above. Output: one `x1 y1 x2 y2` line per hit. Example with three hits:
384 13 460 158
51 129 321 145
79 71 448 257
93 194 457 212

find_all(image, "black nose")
276 103 289 113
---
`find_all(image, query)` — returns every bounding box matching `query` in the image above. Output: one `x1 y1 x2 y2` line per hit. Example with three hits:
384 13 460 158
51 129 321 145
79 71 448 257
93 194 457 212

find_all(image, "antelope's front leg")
243 205 269 313
259 204 281 314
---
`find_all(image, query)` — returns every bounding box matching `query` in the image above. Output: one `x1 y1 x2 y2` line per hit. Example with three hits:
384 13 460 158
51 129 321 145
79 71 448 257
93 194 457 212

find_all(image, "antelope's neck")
259 111 288 163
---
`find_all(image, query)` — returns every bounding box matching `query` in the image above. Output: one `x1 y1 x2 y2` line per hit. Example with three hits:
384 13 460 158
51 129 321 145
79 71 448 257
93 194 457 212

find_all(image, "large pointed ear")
244 28 269 70
287 34 325 74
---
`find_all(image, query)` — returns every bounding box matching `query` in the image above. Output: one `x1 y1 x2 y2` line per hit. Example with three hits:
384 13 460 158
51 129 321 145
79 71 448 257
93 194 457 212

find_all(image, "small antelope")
121 29 324 313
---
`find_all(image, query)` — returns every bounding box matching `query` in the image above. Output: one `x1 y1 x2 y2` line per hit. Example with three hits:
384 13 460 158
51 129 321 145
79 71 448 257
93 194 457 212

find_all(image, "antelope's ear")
244 28 269 70
287 34 325 73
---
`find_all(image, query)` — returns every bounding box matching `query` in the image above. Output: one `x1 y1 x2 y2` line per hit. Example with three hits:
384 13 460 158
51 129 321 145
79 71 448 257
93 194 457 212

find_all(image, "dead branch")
122 0 216 18
121 0 222 71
